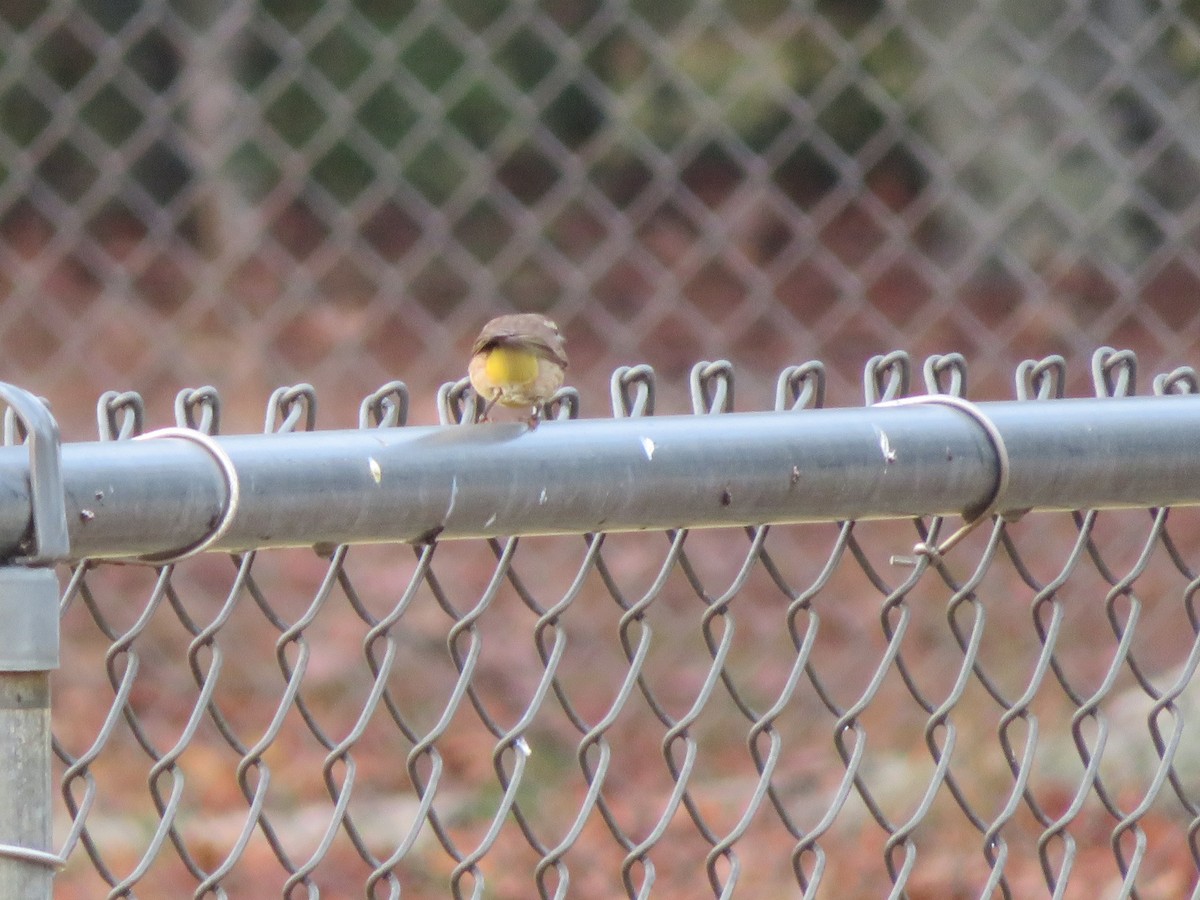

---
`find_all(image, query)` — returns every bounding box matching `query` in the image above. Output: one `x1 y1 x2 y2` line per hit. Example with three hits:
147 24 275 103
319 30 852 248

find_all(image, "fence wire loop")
96 391 145 441
1154 367 1199 396
359 381 410 428
175 387 221 434
923 353 968 397
437 377 476 425
1016 355 1067 401
1092 347 1138 398
690 360 735 414
266 384 318 433
864 351 912 404
611 365 656 417
542 386 580 421
127 428 240 565
774 362 826 411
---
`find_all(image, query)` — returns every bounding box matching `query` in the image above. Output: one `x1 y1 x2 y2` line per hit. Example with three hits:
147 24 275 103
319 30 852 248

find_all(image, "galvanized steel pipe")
0 396 1196 562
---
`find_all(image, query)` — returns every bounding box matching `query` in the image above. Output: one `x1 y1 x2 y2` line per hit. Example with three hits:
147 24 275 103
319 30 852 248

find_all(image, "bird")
468 313 568 427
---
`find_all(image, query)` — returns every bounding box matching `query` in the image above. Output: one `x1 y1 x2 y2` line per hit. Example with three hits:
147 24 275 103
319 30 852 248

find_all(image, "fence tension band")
129 428 241 565
876 395 1011 566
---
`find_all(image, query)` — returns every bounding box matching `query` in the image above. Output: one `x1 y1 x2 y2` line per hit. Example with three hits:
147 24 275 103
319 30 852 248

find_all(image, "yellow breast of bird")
470 345 565 408
485 345 540 387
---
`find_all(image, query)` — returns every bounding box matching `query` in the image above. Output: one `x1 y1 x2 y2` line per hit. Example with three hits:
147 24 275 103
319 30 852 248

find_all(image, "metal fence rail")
3 349 1200 897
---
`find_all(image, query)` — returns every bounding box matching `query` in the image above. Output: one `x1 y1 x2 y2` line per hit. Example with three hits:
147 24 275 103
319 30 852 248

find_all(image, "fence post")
0 569 60 898
0 384 71 898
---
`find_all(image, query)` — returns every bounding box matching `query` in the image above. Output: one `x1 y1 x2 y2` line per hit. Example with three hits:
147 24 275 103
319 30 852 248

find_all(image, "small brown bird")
468 313 568 426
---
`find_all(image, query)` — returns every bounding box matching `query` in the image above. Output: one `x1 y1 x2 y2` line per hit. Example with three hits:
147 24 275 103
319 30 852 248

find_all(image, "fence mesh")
6 0 1200 895
2 0 1200 431
44 350 1200 898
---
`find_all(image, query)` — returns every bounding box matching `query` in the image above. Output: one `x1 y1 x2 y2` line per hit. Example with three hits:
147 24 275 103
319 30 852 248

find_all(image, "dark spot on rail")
720 489 732 507
414 524 444 545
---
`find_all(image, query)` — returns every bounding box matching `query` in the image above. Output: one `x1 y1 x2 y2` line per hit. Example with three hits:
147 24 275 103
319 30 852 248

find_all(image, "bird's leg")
478 392 500 423
526 405 542 430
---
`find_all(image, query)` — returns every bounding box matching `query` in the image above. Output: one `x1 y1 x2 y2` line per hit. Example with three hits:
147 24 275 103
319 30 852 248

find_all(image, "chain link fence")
3 0 1200 896
0 349 1183 897
1 0 1200 431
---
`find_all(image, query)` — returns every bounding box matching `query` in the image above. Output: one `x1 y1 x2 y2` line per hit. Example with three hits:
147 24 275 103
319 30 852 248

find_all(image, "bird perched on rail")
468 313 568 427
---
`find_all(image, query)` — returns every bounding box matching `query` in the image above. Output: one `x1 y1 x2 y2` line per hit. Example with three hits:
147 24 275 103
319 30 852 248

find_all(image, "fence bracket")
0 383 69 567
0 383 67 899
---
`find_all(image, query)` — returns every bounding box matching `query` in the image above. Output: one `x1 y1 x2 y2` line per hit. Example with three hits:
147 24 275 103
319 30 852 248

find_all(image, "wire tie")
875 395 1010 566
0 842 66 869
128 428 241 565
